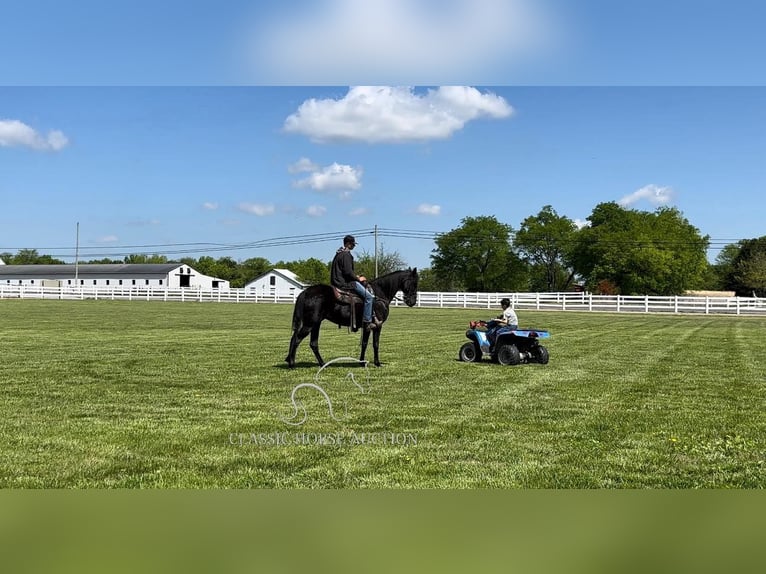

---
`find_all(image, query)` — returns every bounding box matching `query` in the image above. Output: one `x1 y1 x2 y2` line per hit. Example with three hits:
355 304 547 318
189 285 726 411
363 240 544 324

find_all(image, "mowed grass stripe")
1 299 764 488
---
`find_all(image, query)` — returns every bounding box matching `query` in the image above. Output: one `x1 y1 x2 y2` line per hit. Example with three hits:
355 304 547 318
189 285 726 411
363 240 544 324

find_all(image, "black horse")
285 268 418 368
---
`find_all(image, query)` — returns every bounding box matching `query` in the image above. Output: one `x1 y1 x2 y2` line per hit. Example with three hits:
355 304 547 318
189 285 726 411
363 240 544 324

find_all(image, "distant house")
0 257 5 265
244 268 307 297
0 263 229 289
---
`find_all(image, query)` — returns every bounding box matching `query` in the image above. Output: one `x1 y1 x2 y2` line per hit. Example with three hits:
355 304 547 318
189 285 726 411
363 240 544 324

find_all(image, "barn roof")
0 263 184 277
246 268 308 288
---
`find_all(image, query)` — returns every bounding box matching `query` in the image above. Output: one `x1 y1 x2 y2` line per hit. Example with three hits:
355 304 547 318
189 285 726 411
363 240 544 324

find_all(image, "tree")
124 253 168 264
292 258 331 285
415 268 440 291
430 215 527 292
735 252 766 296
727 236 766 296
514 205 578 291
85 258 123 264
571 202 709 295
275 258 330 285
181 256 217 277
4 249 65 264
238 257 273 286
354 245 407 279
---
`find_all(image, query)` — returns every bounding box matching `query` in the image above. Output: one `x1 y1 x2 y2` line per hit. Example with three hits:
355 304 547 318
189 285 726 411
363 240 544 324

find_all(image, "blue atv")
459 320 550 365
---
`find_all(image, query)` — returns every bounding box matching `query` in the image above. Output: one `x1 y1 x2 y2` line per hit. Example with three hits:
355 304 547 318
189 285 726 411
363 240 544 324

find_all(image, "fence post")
617 295 621 313
562 294 566 311
736 297 741 315
588 293 593 312
674 296 678 314
705 297 710 315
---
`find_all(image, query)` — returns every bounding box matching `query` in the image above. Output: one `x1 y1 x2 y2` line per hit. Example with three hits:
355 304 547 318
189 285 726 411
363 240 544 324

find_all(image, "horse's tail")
291 290 305 332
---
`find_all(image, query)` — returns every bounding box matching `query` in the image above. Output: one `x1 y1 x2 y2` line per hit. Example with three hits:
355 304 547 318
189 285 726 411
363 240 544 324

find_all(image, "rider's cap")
343 234 356 246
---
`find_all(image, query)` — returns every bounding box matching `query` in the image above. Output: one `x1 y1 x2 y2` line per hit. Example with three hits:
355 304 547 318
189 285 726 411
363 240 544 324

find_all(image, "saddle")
332 286 375 332
332 286 361 306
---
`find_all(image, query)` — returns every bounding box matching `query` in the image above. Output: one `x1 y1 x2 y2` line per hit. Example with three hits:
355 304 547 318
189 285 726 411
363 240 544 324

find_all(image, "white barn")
245 268 307 297
0 263 229 289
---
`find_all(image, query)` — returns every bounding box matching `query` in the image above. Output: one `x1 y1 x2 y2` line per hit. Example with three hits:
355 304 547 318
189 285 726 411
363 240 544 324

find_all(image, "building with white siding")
0 263 229 289
244 268 307 297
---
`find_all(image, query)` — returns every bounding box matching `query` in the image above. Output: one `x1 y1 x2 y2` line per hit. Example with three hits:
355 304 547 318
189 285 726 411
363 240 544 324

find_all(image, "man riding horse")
330 234 381 331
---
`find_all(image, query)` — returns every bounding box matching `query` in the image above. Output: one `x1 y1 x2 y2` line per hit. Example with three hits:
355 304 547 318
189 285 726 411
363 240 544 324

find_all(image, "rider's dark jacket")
331 247 359 291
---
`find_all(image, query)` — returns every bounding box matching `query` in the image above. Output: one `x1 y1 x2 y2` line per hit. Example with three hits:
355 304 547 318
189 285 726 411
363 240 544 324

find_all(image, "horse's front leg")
308 323 325 367
372 327 382 367
359 328 371 364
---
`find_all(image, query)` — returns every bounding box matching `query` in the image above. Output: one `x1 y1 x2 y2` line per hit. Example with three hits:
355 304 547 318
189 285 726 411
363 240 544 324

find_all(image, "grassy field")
1 299 764 488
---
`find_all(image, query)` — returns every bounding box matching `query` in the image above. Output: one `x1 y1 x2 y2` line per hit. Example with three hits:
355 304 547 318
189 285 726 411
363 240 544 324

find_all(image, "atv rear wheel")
535 345 549 365
496 343 520 366
459 342 481 362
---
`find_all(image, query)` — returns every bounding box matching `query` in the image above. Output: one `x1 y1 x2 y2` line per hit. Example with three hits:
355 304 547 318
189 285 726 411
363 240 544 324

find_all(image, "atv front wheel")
535 345 550 365
459 342 481 362
496 343 521 366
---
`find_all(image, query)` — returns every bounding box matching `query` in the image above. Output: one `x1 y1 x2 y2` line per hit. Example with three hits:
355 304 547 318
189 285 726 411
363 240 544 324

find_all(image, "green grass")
1 299 765 488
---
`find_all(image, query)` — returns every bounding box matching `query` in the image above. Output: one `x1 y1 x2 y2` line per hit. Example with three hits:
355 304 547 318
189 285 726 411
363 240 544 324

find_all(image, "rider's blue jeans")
352 281 374 322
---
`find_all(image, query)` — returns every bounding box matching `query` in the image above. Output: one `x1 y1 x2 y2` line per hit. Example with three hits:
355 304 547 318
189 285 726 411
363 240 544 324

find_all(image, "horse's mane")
371 268 411 283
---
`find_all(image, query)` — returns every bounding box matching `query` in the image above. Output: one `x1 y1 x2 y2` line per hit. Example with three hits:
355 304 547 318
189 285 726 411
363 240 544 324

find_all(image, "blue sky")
1 0 765 85
2 86 764 268
1 1 764 269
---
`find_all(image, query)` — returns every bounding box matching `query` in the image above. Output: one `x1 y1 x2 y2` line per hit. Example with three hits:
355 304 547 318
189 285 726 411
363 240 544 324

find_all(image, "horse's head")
402 267 418 307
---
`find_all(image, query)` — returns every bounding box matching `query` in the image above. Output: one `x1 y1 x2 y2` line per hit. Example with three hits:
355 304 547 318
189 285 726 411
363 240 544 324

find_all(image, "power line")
0 226 750 260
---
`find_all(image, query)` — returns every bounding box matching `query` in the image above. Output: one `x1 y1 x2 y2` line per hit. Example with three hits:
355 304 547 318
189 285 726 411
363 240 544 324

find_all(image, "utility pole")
74 222 80 284
374 224 378 278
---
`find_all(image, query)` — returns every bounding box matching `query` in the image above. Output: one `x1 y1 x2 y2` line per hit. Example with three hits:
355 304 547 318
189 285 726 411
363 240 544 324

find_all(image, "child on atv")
487 298 518 344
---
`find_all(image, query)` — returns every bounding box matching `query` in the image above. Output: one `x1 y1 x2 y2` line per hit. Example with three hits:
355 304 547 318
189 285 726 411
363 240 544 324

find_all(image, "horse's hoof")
374 361 381 367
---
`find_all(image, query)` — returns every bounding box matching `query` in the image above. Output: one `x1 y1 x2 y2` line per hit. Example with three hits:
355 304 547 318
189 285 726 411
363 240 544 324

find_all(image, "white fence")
410 291 766 316
1 285 765 316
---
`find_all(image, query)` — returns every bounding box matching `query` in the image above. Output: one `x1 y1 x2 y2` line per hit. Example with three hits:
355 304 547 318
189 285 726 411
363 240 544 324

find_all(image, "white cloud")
306 205 327 217
202 202 219 210
293 161 363 192
349 207 369 216
0 119 69 151
573 218 590 229
238 202 276 216
618 184 675 208
288 157 320 173
284 86 513 144
97 235 119 243
243 0 556 84
416 203 441 216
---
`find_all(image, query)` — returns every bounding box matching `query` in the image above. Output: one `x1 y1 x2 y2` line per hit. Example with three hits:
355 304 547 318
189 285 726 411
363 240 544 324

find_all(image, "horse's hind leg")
308 323 325 367
285 326 312 368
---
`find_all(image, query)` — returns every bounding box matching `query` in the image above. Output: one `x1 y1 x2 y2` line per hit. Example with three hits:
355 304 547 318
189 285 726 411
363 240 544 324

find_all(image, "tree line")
2 202 765 295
